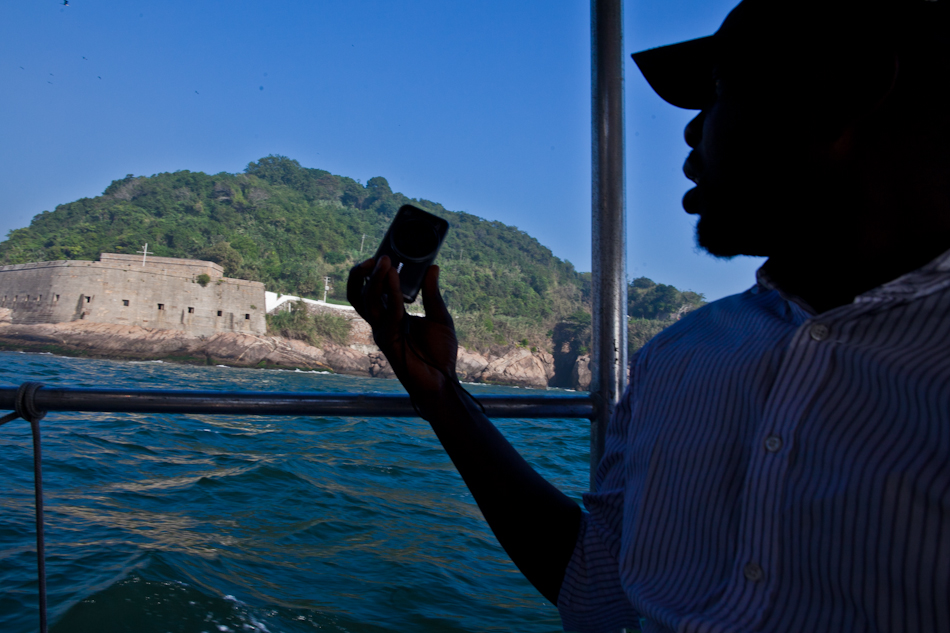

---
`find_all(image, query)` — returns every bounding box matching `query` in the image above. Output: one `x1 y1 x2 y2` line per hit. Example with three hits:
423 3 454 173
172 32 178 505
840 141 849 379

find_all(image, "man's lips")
682 187 702 214
683 153 702 185
682 152 703 214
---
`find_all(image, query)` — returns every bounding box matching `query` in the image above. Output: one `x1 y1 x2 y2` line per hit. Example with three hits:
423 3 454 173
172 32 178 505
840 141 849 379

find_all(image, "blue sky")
0 0 762 301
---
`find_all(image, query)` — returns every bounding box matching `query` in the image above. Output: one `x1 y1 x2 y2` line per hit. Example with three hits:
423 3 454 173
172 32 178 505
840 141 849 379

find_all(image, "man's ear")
826 54 900 162
828 126 856 163
934 118 950 165
803 52 899 152
864 54 901 117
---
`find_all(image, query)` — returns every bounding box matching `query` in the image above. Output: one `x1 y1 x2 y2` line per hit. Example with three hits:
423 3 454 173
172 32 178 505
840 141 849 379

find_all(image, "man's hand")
347 257 457 403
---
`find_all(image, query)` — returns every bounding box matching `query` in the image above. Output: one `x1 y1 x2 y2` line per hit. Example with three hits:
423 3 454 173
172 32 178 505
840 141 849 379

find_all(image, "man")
348 0 950 630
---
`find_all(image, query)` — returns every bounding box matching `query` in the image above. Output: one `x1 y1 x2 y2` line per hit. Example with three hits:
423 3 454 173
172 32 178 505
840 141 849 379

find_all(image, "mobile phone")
373 204 450 303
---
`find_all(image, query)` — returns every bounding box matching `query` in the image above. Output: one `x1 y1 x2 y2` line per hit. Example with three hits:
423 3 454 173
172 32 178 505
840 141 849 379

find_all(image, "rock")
539 351 555 383
323 343 372 376
480 347 550 389
238 337 329 371
368 352 396 379
203 332 276 365
346 318 376 351
0 321 334 371
456 347 489 381
46 322 199 356
572 354 592 391
0 318 560 389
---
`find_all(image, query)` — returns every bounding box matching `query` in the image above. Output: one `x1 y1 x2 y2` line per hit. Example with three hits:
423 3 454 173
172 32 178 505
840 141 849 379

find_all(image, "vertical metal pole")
30 418 48 633
590 0 627 489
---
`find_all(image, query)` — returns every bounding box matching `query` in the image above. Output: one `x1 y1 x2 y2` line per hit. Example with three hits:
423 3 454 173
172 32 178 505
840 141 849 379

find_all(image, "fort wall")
99 253 225 279
0 255 265 336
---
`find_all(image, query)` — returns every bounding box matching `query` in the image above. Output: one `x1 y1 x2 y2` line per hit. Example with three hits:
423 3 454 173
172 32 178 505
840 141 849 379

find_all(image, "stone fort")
0 253 266 336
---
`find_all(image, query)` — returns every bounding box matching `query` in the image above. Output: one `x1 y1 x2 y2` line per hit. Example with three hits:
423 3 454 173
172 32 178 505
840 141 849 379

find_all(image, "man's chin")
694 213 771 259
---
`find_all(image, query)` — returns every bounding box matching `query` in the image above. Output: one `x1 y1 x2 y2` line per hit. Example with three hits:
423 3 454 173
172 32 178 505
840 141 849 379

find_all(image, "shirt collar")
857 247 950 304
755 246 950 314
754 265 819 317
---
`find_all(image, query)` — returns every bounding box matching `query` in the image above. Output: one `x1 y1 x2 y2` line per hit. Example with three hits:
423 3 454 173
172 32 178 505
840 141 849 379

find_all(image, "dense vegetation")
628 276 705 321
266 301 351 347
0 155 705 357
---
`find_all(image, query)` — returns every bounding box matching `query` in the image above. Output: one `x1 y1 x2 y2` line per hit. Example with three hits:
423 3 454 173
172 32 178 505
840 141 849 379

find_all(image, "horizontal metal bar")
0 387 596 420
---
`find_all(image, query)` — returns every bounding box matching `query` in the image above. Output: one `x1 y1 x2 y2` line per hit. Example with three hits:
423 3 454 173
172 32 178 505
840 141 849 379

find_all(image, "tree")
631 276 655 290
366 176 392 197
325 251 346 265
341 180 369 209
245 155 304 188
628 279 706 320
200 242 243 276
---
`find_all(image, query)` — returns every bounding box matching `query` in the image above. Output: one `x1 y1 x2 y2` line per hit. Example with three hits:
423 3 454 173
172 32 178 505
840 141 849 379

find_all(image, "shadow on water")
1 352 588 632
52 556 395 633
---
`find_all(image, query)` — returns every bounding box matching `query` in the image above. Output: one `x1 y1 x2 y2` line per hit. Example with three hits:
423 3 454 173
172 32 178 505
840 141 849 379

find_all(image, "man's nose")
684 111 705 149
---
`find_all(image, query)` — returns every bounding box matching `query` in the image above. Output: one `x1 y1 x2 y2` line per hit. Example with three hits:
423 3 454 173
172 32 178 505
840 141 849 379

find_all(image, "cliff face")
0 318 332 371
0 311 578 390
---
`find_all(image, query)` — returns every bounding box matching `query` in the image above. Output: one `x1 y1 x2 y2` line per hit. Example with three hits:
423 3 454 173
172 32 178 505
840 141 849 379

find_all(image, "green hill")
0 155 704 361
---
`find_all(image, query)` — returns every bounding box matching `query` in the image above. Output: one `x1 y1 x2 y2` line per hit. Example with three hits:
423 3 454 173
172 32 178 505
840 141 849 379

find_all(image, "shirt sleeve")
557 374 641 633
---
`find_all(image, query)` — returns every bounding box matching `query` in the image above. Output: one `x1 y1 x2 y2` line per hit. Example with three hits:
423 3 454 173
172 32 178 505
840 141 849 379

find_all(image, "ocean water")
0 351 589 633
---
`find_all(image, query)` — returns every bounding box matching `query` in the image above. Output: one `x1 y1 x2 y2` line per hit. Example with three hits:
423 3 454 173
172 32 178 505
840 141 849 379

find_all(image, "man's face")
681 62 844 258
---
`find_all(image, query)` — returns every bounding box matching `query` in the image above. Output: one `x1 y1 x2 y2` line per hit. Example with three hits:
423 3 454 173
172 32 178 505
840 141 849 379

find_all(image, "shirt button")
764 435 783 452
743 562 764 583
810 323 830 341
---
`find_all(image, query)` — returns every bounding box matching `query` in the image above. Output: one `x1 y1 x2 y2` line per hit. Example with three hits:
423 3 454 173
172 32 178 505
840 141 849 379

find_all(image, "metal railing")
0 386 595 420
1 384 597 633
0 383 599 610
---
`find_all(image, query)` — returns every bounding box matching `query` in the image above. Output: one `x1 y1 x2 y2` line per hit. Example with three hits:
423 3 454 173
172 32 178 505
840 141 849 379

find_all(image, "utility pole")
323 277 331 302
360 234 366 255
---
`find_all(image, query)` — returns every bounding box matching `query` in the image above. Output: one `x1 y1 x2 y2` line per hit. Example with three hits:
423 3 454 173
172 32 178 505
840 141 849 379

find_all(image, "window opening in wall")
37 295 41 302
188 307 195 313
217 310 222 317
54 295 60 302
123 300 130 306
85 296 91 303
158 303 165 310
245 314 250 320
27 295 30 301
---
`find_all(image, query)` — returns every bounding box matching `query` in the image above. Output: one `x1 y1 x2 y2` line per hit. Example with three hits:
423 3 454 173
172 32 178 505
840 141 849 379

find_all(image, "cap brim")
632 35 717 110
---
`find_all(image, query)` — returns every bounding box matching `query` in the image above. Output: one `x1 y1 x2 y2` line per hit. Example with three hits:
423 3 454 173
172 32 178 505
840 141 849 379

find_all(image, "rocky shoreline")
0 316 591 390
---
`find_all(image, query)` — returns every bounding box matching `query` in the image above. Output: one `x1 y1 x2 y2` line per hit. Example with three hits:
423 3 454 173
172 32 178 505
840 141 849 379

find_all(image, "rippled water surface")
0 351 589 632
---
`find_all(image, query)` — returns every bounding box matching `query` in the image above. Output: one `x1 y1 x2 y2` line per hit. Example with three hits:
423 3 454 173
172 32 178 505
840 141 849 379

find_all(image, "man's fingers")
347 259 376 318
365 256 393 323
384 264 405 325
422 266 453 327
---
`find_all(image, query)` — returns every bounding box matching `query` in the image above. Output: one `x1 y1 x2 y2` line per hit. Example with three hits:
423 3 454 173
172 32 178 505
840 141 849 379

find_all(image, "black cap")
632 0 948 110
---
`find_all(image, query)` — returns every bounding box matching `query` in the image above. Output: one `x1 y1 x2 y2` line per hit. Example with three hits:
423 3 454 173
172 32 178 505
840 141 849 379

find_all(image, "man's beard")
690 187 775 259
693 188 858 262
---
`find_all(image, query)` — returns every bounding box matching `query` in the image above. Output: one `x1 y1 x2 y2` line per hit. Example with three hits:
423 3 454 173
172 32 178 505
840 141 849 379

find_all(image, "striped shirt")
558 251 950 633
